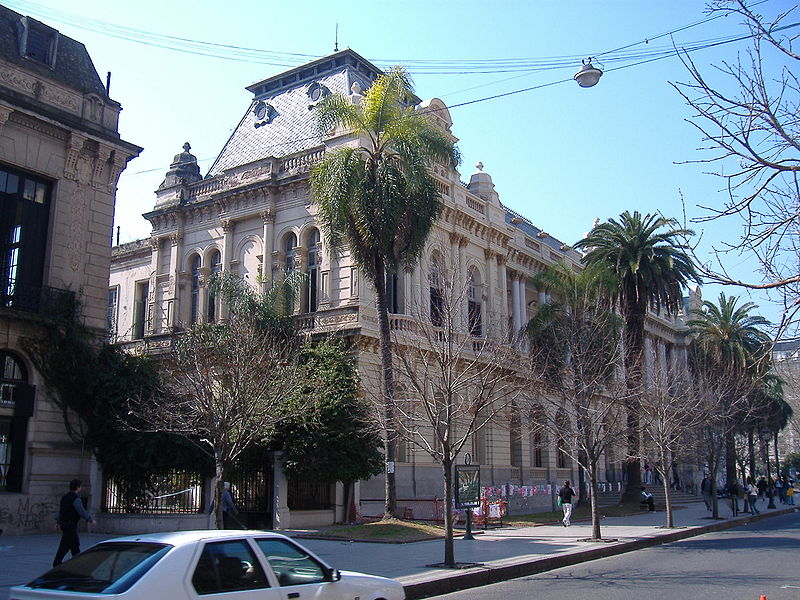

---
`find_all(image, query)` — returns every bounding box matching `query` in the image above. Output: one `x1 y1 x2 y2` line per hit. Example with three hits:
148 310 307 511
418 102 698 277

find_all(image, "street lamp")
574 58 603 88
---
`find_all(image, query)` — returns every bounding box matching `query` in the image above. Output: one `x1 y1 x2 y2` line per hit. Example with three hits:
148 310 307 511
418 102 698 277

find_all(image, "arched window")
468 268 482 336
429 255 444 327
190 254 201 325
284 233 298 274
207 250 221 323
1 351 31 492
306 229 320 313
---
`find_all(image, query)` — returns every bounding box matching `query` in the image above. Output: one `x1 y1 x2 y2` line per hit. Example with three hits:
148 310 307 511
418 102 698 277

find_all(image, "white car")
10 530 405 600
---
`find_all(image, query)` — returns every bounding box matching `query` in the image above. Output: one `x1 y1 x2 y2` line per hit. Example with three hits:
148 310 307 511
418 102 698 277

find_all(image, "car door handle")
287 593 300 599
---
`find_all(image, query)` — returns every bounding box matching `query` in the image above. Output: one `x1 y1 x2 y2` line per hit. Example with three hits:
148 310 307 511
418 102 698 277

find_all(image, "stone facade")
109 49 691 528
0 5 140 534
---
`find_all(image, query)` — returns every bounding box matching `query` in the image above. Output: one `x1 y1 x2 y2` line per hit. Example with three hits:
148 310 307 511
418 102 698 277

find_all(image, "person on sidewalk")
558 481 576 527
727 480 740 516
786 481 795 505
640 487 655 511
53 479 95 567
745 477 760 514
222 482 240 529
701 474 713 510
757 476 767 500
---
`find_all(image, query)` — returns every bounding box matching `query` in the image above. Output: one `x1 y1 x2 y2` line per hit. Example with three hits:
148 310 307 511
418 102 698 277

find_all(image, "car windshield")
29 542 172 594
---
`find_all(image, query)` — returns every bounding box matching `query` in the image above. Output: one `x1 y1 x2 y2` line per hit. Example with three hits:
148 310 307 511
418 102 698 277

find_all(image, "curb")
402 506 797 600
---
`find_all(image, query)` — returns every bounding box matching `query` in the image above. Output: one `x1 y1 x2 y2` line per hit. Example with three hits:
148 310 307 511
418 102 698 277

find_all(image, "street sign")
455 465 481 508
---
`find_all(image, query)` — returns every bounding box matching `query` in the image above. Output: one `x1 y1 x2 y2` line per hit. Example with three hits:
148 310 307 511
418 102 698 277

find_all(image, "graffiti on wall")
0 497 57 531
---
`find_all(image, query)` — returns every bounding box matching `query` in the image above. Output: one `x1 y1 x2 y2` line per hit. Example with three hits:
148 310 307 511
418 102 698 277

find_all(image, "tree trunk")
660 447 673 528
724 429 737 488
589 463 602 540
213 454 224 529
374 264 397 519
442 458 455 567
747 429 756 481
621 305 643 504
774 431 781 477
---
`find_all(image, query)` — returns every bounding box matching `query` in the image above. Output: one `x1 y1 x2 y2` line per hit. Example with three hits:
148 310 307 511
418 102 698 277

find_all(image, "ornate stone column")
511 272 522 335
260 209 275 293
168 231 183 330
497 255 509 339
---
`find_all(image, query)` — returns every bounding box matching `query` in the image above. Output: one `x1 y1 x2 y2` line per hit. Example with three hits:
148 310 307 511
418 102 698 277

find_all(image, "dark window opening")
133 281 148 339
0 165 51 312
306 230 319 313
18 17 58 68
207 252 221 323
190 255 201 325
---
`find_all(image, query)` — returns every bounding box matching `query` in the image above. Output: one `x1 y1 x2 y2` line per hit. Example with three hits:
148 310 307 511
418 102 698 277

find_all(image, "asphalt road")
433 511 800 600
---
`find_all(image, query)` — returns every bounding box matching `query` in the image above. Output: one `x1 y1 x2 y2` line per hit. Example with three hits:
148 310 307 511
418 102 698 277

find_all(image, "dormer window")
17 17 58 68
307 82 330 109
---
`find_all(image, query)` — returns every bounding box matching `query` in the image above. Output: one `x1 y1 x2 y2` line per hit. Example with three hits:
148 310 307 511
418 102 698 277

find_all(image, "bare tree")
639 353 705 527
385 243 526 567
688 346 758 519
127 274 305 528
526 262 628 541
673 0 800 336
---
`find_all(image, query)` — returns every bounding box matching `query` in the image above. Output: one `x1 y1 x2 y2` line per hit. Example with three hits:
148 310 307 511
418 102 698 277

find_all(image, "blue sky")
5 0 795 326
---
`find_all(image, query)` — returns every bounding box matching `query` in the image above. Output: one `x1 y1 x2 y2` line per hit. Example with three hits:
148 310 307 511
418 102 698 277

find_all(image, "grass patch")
305 518 451 542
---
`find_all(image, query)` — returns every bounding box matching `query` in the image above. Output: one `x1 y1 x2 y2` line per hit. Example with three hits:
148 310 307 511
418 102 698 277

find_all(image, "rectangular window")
133 281 149 339
191 540 269 595
0 164 51 311
18 17 58 68
107 288 118 336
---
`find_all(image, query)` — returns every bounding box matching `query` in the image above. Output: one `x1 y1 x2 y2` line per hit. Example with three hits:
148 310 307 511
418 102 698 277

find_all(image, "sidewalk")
0 500 796 600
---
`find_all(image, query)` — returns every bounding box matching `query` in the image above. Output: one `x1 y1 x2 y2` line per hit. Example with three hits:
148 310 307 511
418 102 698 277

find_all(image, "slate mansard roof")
208 50 382 176
0 4 111 101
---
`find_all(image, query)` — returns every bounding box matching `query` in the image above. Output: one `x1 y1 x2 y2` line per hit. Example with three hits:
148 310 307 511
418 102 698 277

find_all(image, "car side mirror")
324 567 341 582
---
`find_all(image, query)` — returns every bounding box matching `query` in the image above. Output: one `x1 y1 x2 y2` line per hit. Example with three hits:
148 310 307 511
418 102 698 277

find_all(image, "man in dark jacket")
53 479 95 566
558 481 576 526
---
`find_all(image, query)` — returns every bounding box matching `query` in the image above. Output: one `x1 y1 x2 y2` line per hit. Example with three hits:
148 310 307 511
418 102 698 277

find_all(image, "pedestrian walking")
786 481 795 506
727 480 740 516
757 476 767 500
640 486 655 511
776 477 787 504
222 482 240 529
745 477 760 514
558 480 576 527
701 474 713 510
53 479 94 567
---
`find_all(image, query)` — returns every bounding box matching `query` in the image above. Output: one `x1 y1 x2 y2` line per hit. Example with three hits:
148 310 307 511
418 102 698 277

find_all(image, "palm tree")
574 211 697 502
310 67 458 517
688 293 771 489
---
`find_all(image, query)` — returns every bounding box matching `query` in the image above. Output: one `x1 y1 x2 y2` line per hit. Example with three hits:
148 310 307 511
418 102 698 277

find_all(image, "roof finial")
183 142 191 153
476 161 484 171
334 22 339 52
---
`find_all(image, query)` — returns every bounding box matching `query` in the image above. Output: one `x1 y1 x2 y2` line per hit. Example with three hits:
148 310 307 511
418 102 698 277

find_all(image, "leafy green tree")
688 292 771 487
22 299 209 509
311 67 459 517
270 338 384 521
574 211 697 502
527 262 625 540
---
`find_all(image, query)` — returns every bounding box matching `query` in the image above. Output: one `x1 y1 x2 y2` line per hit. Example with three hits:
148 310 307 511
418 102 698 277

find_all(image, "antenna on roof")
334 22 338 52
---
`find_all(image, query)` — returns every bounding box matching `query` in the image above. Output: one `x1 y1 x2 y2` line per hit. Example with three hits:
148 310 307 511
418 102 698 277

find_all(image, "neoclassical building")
0 5 141 534
110 49 692 528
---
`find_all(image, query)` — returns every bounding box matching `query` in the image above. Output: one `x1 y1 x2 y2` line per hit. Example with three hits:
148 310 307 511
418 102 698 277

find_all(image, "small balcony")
0 284 76 321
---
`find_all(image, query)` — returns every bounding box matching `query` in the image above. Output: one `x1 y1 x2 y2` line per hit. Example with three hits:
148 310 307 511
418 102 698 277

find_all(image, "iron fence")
103 470 205 514
287 477 333 510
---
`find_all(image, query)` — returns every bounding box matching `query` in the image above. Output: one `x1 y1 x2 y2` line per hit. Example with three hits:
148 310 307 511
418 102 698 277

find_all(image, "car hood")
339 571 405 600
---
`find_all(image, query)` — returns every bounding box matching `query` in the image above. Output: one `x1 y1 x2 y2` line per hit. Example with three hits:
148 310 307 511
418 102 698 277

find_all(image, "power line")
2 0 768 74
